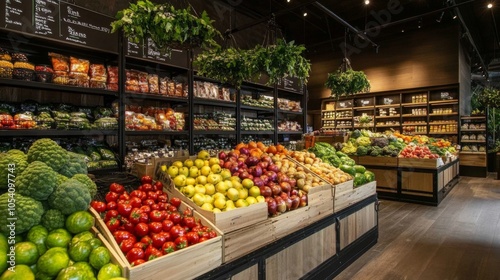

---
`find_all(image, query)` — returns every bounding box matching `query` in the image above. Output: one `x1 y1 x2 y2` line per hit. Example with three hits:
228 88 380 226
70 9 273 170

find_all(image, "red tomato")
141 175 153 185
175 236 188 249
117 202 133 217
129 197 142 208
140 183 153 192
185 232 200 245
167 205 178 213
90 200 106 213
140 236 153 246
119 193 130 201
153 181 164 191
106 217 120 232
106 201 117 211
139 205 151 214
121 218 135 234
126 248 145 263
129 208 142 224
120 238 135 253
109 183 125 194
148 222 163 234
143 199 155 207
183 208 193 217
170 197 181 208
131 259 146 267
105 191 119 203
113 230 136 244
169 212 181 225
149 210 164 222
208 230 217 239
151 233 167 249
130 190 147 200
147 191 158 202
199 237 208 243
157 194 168 203
159 231 172 242
139 212 149 223
161 241 176 254
169 225 185 240
157 202 168 210
104 210 119 222
162 220 174 232
151 204 160 211
135 223 149 237
133 242 148 250
182 216 196 229
148 247 163 260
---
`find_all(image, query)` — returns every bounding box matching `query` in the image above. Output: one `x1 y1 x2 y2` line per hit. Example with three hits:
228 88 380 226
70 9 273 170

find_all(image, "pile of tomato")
90 176 217 266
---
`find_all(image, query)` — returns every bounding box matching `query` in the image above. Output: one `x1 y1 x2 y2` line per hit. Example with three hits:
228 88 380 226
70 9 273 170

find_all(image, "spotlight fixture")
365 0 370 5
401 29 405 33
303 11 308 17
418 18 422 29
287 0 290 2
436 11 444 23
488 3 493 8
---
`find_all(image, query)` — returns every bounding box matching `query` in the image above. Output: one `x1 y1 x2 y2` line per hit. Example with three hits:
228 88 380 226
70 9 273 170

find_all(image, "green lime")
36 247 70 277
46 229 72 249
26 225 48 256
55 266 87 280
69 240 93 262
0 253 7 275
65 211 94 235
87 238 102 251
29 264 37 275
0 232 7 253
89 246 111 270
71 231 94 246
34 272 52 280
13 236 22 244
0 264 35 280
72 262 95 279
97 263 121 280
14 242 39 265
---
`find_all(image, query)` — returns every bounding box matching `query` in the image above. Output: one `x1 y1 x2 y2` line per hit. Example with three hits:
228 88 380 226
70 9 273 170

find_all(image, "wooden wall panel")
309 24 460 101
231 264 258 280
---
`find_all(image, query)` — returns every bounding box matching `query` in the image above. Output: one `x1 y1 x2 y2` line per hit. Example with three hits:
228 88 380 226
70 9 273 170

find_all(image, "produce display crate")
90 226 128 278
90 204 223 280
398 157 444 169
333 180 354 196
222 219 274 263
160 173 269 233
357 156 398 167
334 181 377 212
130 162 155 178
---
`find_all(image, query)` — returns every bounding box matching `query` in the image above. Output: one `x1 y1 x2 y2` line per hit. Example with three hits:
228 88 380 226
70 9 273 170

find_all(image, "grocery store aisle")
334 175 500 280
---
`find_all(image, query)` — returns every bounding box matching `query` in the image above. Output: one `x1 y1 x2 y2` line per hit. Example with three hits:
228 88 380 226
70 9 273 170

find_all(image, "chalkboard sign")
0 0 117 53
126 38 188 69
278 76 303 93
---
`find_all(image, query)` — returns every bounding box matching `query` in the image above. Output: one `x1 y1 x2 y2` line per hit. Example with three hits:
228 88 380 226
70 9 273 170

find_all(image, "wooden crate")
398 157 444 169
370 168 398 192
223 219 274 263
130 162 155 179
459 152 486 167
271 204 323 240
90 204 223 280
91 226 127 277
333 180 354 196
357 156 398 167
162 177 269 233
334 181 377 212
338 201 377 250
401 171 433 195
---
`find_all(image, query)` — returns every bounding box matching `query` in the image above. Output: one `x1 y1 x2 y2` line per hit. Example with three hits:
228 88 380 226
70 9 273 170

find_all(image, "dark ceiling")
222 0 500 77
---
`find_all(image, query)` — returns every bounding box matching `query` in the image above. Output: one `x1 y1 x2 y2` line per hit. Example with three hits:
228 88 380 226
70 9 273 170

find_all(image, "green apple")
231 180 243 189
211 164 222 174
184 159 194 168
216 181 228 194
201 203 214 211
214 197 226 210
208 157 220 166
178 167 189 177
194 159 205 169
213 192 226 201
204 194 214 205
185 177 196 186
246 196 258 205
238 188 248 200
205 183 216 195
167 166 179 177
235 198 249 208
230 176 241 183
249 186 261 198
192 193 205 206
196 175 208 185
189 166 199 178
173 175 187 188
200 166 212 176
207 173 222 185
220 169 232 180
225 200 236 211
181 184 195 198
172 161 184 168
226 187 239 202
242 178 254 189
194 184 206 195
256 195 265 203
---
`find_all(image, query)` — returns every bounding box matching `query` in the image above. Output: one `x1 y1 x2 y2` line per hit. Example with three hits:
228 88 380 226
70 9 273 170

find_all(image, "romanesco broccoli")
41 209 66 231
71 174 97 199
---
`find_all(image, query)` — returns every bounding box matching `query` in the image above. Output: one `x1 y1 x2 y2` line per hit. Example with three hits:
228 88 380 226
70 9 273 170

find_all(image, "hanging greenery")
111 0 221 54
475 86 500 108
325 69 370 98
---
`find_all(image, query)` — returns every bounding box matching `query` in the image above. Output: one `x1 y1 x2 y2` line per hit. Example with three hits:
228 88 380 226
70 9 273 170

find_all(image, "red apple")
288 178 297 188
260 175 269 185
219 159 225 166
261 155 273 165
245 156 260 167
284 196 292 211
233 172 240 177
271 184 282 196
299 193 308 207
280 182 291 194
253 177 264 188
218 151 227 160
265 171 277 182
223 161 233 169
275 197 287 213
290 195 300 209
268 164 280 173
228 151 239 159
240 147 250 156
253 166 263 177
258 161 269 170
260 186 272 197
290 189 298 196
278 175 290 183
239 171 250 180
266 197 277 215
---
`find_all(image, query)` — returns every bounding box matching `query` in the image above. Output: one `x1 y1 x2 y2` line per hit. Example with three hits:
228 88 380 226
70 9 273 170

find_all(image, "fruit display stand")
356 156 399 194
90 204 223 279
335 181 377 212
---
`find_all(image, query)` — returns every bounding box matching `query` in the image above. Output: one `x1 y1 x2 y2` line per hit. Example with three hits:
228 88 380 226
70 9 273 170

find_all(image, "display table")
196 195 379 279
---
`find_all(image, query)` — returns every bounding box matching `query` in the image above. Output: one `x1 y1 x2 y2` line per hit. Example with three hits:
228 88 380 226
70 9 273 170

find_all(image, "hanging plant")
194 47 254 89
253 39 311 85
475 86 500 108
111 0 221 54
325 69 370 98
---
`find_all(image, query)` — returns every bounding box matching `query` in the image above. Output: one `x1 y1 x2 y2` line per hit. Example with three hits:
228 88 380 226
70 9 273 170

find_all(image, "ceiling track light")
303 10 308 17
436 11 444 23
365 0 370 5
488 3 493 8
287 0 290 2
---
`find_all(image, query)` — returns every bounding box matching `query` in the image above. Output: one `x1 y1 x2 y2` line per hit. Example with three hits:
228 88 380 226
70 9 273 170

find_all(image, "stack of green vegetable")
308 142 375 187
70 146 118 171
343 129 406 157
0 211 125 279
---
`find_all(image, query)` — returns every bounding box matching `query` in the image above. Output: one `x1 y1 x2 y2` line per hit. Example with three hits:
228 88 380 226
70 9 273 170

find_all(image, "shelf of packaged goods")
354 125 374 129
402 123 427 126
375 104 400 108
193 75 224 84
460 140 486 143
429 122 458 125
401 102 428 107
324 125 352 129
428 99 459 105
402 114 427 118
124 130 188 136
277 109 303 115
240 130 275 135
460 151 487 155
375 124 401 127
278 131 303 135
353 106 375 111
461 115 487 120
0 129 118 137
375 115 401 119
124 92 189 103
193 130 236 135
428 132 458 135
409 131 428 135
0 78 118 97
461 129 486 132
322 108 352 112
193 98 236 108
322 117 352 121
429 113 458 116
239 105 275 112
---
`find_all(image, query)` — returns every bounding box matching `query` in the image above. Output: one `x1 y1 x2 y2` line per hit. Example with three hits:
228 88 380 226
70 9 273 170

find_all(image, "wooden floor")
335 175 500 280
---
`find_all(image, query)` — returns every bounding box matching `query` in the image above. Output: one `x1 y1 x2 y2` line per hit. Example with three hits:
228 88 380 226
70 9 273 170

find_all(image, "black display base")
460 166 488 177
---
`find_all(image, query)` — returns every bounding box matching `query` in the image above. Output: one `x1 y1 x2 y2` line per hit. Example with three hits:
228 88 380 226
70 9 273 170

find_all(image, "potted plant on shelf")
111 0 221 55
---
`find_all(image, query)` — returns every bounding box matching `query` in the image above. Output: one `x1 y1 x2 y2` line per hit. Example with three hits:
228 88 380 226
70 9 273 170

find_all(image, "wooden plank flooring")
335 175 500 280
